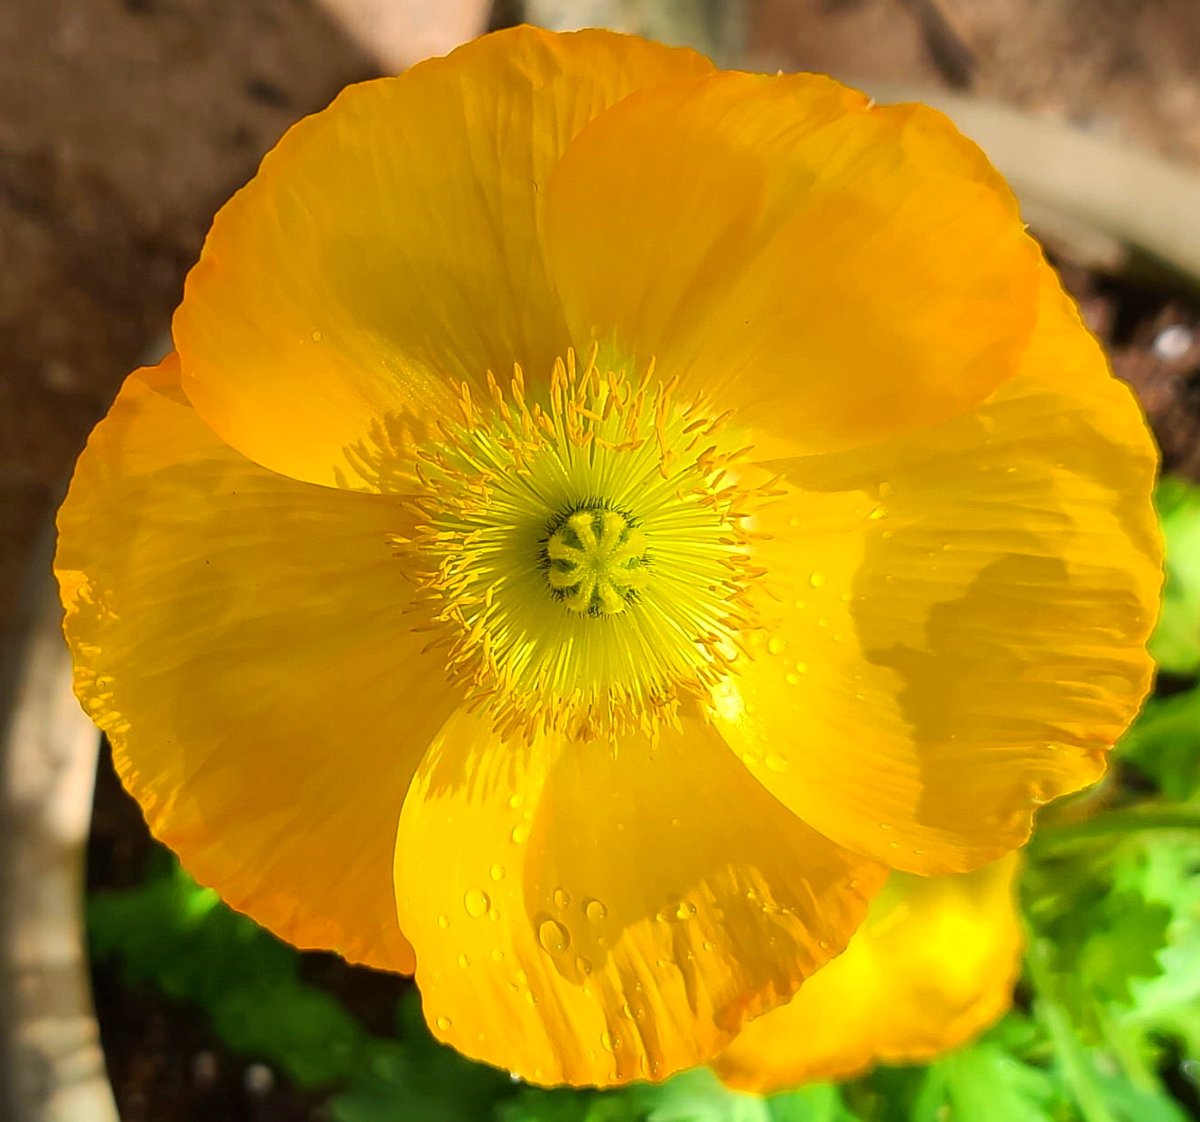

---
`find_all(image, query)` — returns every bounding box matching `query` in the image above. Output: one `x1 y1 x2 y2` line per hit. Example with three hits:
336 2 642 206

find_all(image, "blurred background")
4 2 1200 1121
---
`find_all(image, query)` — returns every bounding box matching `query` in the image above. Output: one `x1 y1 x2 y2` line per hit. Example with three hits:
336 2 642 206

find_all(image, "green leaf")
1150 476 1200 676
629 1068 771 1122
768 1082 866 1122
935 1042 1061 1122
1120 685 1200 800
89 854 374 1088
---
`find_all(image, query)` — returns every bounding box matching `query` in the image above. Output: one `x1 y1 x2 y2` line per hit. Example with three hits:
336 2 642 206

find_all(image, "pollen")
380 349 772 743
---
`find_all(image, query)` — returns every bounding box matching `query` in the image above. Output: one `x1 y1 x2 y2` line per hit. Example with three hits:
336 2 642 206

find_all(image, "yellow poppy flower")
55 26 1160 1086
713 855 1023 1091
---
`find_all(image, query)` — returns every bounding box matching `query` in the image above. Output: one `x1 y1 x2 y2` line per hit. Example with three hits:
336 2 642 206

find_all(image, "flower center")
377 349 771 742
544 506 648 617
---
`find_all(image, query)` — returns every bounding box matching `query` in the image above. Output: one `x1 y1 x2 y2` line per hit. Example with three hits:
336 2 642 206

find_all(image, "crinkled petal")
710 262 1160 872
394 707 885 1086
713 855 1022 1091
55 356 461 971
174 26 712 488
545 71 1040 457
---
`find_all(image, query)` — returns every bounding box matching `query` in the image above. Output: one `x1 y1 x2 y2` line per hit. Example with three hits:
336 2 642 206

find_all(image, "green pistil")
545 506 649 617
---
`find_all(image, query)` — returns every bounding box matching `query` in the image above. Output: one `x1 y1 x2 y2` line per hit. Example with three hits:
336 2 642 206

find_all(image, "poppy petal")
710 262 1160 872
713 855 1022 1090
544 71 1041 457
55 356 460 970
394 706 885 1085
174 27 713 488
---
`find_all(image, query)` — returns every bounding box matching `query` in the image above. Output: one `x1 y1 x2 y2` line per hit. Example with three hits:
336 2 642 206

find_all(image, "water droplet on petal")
584 898 607 922
490 863 506 882
437 914 450 930
552 887 571 910
764 753 789 773
436 1016 452 1031
457 953 470 968
808 572 826 588
575 955 592 975
537 917 570 955
766 636 786 655
878 481 894 498
464 888 491 918
310 329 322 343
510 823 530 845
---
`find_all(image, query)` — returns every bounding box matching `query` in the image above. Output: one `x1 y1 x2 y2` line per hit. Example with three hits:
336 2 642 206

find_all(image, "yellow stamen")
376 349 768 742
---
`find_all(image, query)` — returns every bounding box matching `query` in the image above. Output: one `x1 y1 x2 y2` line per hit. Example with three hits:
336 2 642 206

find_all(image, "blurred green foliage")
88 478 1200 1121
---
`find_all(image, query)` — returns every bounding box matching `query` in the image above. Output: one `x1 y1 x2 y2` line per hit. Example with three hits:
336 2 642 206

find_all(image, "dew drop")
575 955 593 976
510 822 530 845
766 636 786 656
490 863 506 882
552 887 571 911
490 948 505 962
457 953 470 968
437 914 450 930
310 329 323 343
436 1016 452 1031
584 898 608 923
464 888 491 918
878 481 894 498
764 753 789 773
537 917 570 955
867 505 887 520
784 672 800 686
600 1031 616 1053
508 793 524 809
808 572 826 588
